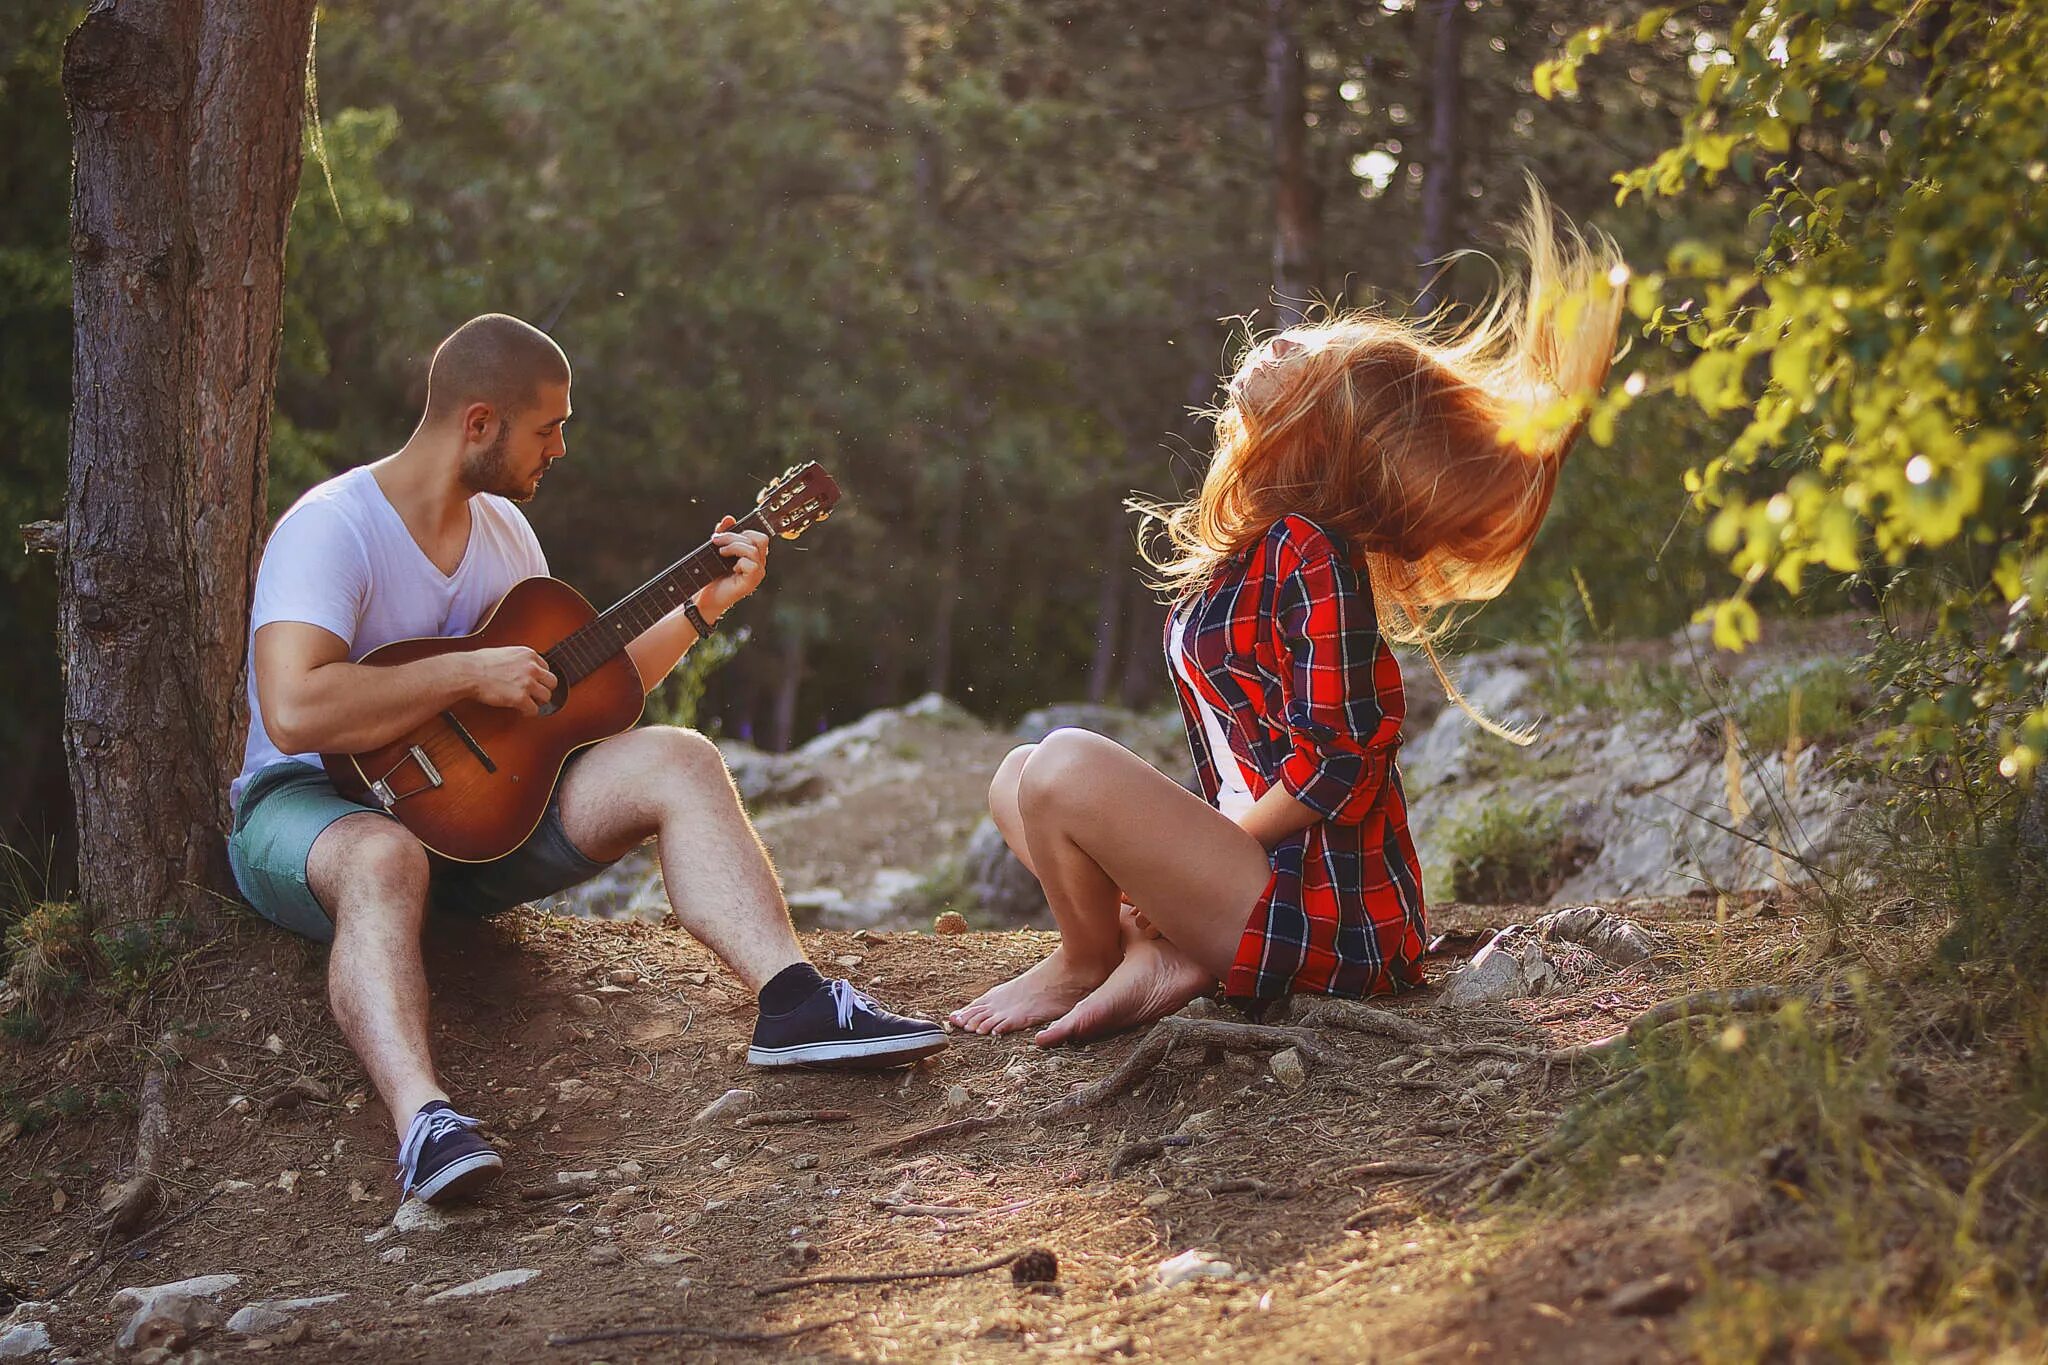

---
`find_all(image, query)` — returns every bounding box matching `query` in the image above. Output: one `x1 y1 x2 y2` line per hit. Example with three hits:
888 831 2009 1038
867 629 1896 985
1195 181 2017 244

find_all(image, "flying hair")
1134 182 1626 743
422 313 571 428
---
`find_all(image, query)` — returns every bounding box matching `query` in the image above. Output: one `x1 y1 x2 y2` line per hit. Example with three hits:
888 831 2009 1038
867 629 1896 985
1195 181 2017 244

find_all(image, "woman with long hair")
952 190 1625 1044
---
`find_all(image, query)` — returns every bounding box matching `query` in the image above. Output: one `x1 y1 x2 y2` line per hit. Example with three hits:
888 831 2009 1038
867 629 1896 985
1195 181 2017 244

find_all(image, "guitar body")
323 576 645 863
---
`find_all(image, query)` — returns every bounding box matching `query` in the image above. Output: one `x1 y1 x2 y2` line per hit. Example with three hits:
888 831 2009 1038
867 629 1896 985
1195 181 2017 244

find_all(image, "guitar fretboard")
545 509 767 684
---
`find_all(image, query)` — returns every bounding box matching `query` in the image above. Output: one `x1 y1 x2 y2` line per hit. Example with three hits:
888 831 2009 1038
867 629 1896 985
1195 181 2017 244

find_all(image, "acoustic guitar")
322 462 840 862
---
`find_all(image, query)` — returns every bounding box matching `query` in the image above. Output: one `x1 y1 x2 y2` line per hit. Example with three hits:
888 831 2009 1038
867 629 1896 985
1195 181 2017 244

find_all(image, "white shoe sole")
412 1150 504 1204
747 1030 948 1068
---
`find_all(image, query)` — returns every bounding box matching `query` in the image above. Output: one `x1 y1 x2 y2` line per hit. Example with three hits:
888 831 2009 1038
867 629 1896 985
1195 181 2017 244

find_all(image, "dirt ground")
0 892 1856 1364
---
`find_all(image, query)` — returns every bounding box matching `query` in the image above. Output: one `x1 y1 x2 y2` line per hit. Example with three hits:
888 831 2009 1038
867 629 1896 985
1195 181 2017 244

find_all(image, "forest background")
3 0 2041 905
0 0 1747 876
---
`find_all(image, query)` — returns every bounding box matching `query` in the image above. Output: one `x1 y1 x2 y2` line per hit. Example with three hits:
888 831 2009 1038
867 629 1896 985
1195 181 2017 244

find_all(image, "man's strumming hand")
464 645 557 715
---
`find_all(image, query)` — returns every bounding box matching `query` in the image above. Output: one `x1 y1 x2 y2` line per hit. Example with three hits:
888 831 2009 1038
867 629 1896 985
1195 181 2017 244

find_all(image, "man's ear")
461 401 497 444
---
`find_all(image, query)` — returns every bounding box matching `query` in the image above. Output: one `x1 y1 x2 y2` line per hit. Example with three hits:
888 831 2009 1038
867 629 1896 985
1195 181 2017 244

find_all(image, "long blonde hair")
1136 186 1624 740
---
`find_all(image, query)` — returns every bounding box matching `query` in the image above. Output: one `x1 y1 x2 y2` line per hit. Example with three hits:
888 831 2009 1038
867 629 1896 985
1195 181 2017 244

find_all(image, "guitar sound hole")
536 675 570 718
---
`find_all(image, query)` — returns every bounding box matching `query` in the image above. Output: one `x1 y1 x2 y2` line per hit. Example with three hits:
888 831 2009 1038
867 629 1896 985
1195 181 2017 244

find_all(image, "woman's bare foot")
1034 935 1215 1047
950 947 1117 1035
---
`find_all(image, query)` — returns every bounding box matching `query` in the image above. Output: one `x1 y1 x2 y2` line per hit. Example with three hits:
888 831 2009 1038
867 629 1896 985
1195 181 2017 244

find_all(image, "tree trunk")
1087 522 1125 705
1414 0 1463 313
924 468 966 698
769 625 806 754
1266 0 1320 327
60 0 315 925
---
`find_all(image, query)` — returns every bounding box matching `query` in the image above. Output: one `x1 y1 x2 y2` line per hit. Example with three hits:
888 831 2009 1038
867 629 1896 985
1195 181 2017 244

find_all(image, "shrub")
1442 799 1595 904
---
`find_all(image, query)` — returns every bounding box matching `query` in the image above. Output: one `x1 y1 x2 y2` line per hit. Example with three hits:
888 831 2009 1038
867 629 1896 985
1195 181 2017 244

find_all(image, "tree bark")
1414 0 1463 313
60 0 315 925
1266 0 1321 326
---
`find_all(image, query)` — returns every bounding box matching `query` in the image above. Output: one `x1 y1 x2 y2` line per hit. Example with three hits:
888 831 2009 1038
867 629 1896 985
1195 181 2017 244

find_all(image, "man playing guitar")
227 313 945 1205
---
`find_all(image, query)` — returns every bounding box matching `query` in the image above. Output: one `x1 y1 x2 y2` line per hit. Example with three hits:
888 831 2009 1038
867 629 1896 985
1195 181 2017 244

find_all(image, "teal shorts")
226 759 616 944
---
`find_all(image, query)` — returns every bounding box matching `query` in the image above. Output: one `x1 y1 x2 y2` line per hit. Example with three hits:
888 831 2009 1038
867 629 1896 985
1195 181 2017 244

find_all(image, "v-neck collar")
364 466 477 584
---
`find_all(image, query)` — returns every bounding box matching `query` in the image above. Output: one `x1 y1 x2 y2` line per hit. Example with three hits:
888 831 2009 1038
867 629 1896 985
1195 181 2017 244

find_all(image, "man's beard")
458 422 535 502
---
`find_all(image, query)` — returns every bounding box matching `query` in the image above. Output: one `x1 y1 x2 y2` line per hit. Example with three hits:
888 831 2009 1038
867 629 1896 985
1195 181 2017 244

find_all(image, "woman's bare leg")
953 729 1273 1042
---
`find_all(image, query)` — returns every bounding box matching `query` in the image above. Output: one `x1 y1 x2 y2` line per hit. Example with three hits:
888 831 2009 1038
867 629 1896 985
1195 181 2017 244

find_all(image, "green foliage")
1441 797 1589 903
1546 1 2048 791
1734 659 1861 751
643 628 746 733
91 915 193 1000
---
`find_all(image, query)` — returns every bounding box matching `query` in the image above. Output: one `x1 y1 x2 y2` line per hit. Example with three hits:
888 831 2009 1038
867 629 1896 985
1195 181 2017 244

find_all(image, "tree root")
1033 1018 1343 1124
736 1108 853 1129
98 1032 179 1236
1537 985 1815 1067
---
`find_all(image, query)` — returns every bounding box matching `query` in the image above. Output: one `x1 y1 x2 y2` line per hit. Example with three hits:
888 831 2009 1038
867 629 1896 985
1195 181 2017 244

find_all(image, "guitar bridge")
367 744 443 810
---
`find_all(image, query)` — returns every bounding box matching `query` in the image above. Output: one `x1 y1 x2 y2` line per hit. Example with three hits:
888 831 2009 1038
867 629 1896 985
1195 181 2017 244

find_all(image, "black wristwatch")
683 599 717 638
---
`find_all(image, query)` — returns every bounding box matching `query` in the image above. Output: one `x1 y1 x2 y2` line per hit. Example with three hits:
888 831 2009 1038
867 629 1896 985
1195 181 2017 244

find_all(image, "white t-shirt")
1167 609 1257 822
230 465 548 806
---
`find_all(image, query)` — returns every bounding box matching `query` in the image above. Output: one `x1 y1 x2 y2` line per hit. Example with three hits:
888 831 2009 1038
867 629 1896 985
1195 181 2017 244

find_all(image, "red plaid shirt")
1165 515 1427 1001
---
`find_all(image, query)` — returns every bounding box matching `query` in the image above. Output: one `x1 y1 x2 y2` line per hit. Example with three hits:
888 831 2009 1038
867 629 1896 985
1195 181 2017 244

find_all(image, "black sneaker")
748 978 948 1067
397 1101 504 1204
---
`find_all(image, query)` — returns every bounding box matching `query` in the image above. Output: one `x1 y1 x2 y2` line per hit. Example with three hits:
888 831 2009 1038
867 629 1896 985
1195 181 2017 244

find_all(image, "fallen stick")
735 1108 853 1129
1107 1134 1194 1176
1327 1159 1457 1182
1205 1178 1292 1198
548 1314 854 1348
98 1032 180 1236
757 1250 1025 1297
859 1112 1008 1159
873 1200 977 1219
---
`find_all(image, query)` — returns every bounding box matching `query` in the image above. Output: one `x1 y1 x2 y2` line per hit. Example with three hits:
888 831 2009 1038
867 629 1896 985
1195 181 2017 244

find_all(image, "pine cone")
1010 1247 1058 1285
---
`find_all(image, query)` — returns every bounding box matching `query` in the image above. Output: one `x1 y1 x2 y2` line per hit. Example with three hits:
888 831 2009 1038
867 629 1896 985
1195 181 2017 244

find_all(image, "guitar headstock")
753 462 842 541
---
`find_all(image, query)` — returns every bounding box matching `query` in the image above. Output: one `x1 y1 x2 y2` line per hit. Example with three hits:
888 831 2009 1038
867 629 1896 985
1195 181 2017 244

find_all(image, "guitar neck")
548 508 770 684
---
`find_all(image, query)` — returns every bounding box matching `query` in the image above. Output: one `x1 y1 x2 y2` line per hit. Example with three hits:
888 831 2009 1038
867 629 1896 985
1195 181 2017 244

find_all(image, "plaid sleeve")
1271 519 1403 825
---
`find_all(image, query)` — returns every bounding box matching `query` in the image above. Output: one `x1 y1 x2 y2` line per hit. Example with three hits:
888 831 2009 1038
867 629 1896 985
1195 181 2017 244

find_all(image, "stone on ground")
423 1269 541 1303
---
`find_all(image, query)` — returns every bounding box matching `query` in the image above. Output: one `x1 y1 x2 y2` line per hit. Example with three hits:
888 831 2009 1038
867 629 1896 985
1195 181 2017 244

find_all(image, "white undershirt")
1168 613 1257 822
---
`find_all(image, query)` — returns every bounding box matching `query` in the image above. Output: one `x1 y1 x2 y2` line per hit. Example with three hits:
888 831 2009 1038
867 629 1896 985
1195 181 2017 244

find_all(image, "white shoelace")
828 978 879 1030
397 1105 484 1195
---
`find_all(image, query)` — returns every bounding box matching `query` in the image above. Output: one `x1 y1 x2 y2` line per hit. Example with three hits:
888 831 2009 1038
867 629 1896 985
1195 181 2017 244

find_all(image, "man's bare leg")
955 728 1271 1042
553 726 802 991
307 814 447 1138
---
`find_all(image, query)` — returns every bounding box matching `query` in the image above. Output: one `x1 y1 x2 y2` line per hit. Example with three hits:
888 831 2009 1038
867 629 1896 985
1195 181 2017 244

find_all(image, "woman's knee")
1017 728 1119 816
989 744 1036 817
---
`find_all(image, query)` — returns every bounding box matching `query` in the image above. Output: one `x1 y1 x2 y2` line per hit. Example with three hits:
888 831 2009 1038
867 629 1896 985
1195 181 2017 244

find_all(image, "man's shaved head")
423 313 571 428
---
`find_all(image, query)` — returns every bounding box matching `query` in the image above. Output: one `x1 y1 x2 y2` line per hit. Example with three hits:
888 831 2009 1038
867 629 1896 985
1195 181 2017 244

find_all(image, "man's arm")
254 621 556 755
623 518 770 693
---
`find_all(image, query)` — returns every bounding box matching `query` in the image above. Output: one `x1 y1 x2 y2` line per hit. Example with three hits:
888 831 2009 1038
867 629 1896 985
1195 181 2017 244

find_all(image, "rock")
117 1294 219 1351
1434 928 1560 1008
1155 1250 1234 1288
0 1322 51 1359
423 1269 540 1304
963 817 1049 928
226 1306 292 1338
1533 905 1662 965
1173 1110 1218 1137
379 1247 409 1265
932 911 969 935
605 969 639 986
943 1084 973 1112
624 1211 667 1240
566 993 603 1017
1141 1191 1173 1209
111 1275 241 1321
1608 1274 1693 1316
642 1249 695 1267
691 1088 756 1126
1268 1048 1308 1091
390 1198 492 1235
585 1245 623 1265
